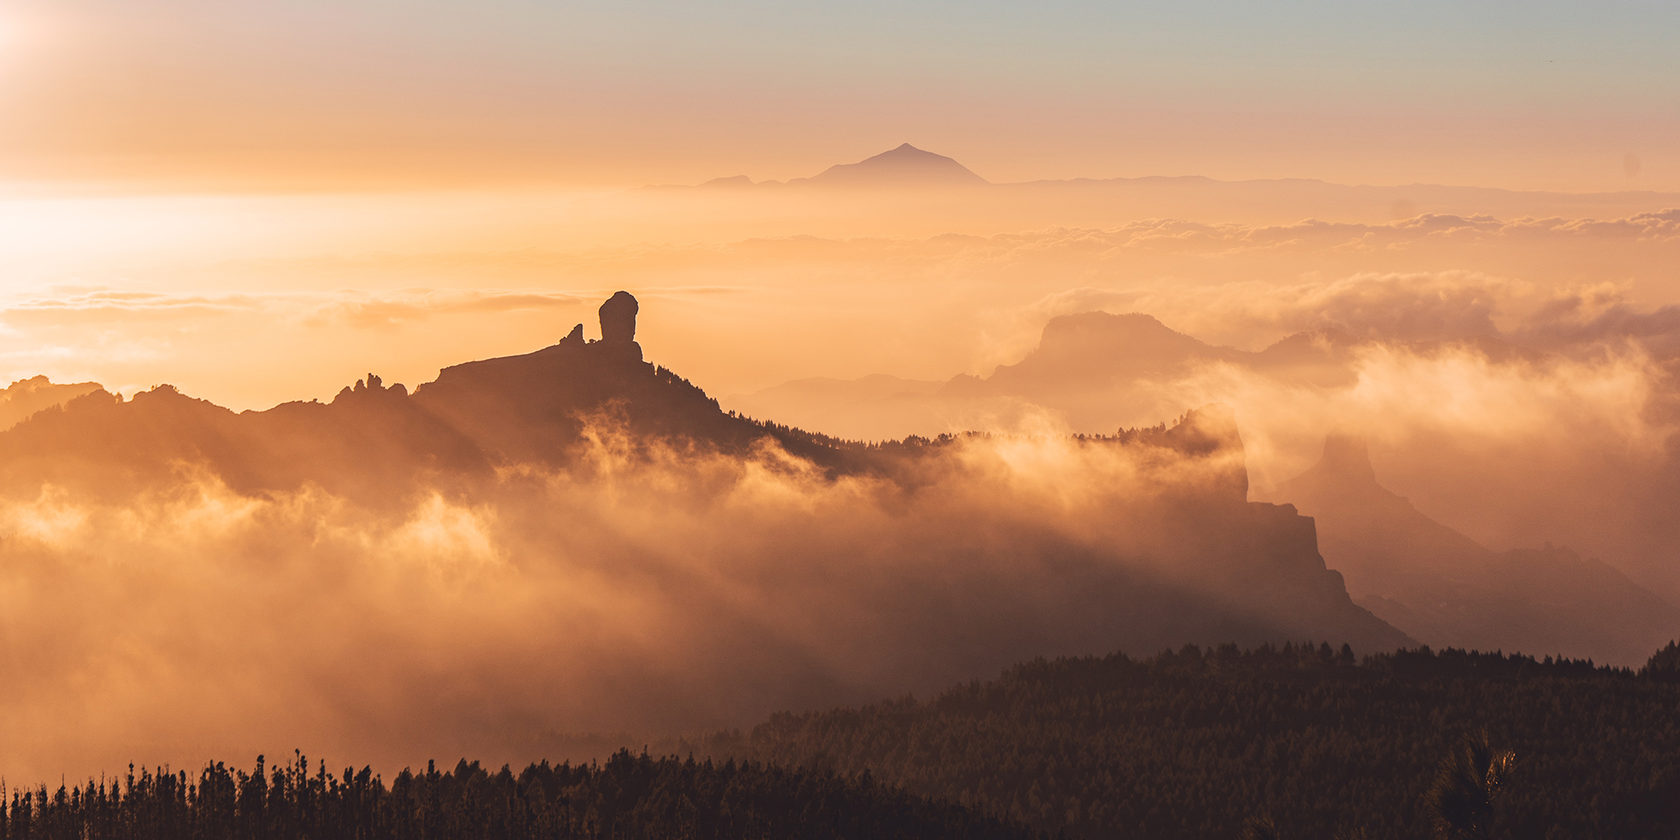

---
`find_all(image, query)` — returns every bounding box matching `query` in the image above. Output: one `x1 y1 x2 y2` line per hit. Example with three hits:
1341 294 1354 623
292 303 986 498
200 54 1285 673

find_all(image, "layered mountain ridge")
735 310 1367 438
0 292 1407 657
1279 435 1680 665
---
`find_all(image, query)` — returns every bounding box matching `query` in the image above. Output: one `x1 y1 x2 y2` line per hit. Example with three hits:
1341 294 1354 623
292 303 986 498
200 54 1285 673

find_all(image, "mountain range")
1279 436 1680 665
0 292 1410 660
10 295 1670 666
729 311 1373 438
731 308 1680 665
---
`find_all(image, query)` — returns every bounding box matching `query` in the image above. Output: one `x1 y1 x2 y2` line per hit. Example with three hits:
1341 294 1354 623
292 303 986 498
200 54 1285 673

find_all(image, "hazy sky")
4 0 1678 190
2 0 1680 414
5 4 1680 782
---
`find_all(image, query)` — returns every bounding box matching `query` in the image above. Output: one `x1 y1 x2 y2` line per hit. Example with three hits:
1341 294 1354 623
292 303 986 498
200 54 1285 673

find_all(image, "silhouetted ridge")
0 375 104 431
1278 434 1680 665
0 292 1410 655
801 143 988 187
949 312 1243 400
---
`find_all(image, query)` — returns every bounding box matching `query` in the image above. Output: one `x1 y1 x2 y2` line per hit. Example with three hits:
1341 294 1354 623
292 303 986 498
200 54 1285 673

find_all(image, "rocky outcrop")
596 291 643 362
334 373 408 402
0 291 1413 656
599 291 639 344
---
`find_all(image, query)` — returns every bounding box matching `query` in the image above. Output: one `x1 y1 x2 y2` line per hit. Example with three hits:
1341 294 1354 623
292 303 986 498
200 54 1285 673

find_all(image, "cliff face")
1115 413 1408 653
1278 435 1680 665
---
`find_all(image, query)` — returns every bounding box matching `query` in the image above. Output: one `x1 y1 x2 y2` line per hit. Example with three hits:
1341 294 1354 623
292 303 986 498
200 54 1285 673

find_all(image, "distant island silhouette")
793 142 989 187
662 145 1680 223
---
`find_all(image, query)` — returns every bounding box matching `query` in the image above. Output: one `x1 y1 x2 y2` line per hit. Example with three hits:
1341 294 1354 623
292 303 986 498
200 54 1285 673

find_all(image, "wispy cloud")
308 290 585 328
0 288 587 329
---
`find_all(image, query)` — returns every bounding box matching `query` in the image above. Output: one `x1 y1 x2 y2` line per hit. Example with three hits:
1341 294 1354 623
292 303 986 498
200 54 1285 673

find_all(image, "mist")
0 406 1379 784
729 268 1680 607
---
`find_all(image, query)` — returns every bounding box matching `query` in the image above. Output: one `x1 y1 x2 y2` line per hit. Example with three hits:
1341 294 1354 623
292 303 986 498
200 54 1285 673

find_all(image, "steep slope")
1276 435 1680 665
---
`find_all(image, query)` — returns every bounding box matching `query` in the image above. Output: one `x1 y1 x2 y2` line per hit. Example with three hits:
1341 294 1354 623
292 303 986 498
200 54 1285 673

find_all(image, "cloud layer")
0 415 1376 784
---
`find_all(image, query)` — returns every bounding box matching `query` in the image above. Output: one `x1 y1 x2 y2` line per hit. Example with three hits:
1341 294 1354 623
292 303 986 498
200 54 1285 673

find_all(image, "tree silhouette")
1426 732 1516 839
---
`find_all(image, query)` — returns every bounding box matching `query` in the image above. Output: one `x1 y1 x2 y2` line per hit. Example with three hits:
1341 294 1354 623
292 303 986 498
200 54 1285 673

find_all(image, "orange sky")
2 0 1679 412
5 1 1680 786
3 1 1678 192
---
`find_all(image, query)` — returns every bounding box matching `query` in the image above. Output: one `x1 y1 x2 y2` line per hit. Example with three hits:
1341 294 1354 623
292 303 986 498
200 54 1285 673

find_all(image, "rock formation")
599 291 639 344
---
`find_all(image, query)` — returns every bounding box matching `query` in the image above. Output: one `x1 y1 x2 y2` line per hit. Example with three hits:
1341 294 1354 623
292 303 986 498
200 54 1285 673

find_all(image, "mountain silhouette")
956 312 1244 397
0 375 103 431
666 159 1680 223
793 143 988 187
0 292 1409 655
0 297 838 501
1278 435 1680 665
737 310 1553 440
737 311 1366 438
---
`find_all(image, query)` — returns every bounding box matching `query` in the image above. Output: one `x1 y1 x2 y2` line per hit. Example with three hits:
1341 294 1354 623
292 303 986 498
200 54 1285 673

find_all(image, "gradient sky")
3 0 1680 413
3 0 1678 191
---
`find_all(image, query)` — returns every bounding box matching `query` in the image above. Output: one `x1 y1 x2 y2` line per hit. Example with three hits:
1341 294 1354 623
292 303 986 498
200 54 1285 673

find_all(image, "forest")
685 642 1680 839
4 644 1677 838
0 750 1039 840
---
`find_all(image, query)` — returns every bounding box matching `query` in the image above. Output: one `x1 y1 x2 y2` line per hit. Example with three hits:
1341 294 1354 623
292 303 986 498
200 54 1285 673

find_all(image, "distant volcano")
798 143 988 186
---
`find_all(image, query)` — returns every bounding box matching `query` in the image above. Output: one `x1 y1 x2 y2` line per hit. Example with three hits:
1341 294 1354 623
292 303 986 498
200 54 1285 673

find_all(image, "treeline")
686 643 1680 839
0 750 1041 840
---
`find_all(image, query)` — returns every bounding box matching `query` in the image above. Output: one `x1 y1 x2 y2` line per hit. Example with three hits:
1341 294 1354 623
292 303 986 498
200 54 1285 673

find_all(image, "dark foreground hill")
0 751 1040 840
8 646 1676 839
682 644 1680 839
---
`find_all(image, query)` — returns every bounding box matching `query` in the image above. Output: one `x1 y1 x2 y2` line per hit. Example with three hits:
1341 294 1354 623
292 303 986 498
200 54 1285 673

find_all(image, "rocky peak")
335 372 407 403
594 291 643 362
599 291 639 343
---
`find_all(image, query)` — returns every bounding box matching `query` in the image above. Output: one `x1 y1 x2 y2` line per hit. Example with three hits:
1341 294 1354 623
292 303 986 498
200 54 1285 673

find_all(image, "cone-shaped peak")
806 144 987 186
